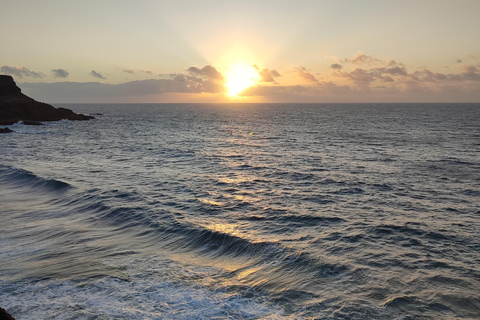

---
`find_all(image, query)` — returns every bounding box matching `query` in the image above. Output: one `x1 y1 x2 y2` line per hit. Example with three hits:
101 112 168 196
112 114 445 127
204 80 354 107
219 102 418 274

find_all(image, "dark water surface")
1 103 479 319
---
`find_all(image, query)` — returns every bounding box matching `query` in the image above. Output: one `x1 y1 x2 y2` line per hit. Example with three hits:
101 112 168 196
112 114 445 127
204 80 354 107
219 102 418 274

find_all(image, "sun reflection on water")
198 198 225 206
217 176 253 184
204 223 239 236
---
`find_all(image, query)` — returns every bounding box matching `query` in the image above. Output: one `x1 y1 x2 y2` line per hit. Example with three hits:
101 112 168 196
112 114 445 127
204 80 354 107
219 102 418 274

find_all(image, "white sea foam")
1 253 291 320
1 277 289 319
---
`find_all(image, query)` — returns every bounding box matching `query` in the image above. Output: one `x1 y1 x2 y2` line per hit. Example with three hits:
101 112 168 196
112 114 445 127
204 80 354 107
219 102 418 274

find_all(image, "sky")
1 0 480 103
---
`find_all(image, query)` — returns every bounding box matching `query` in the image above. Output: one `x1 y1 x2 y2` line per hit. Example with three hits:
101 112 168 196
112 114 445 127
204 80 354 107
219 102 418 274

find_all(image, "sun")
224 63 260 97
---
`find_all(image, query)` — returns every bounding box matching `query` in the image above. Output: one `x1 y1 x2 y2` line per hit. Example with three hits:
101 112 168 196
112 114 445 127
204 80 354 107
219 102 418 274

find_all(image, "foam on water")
1 259 289 320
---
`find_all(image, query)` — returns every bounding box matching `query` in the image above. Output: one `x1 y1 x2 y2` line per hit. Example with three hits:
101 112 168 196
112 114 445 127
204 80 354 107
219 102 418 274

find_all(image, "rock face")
0 75 94 125
0 307 15 320
0 127 14 133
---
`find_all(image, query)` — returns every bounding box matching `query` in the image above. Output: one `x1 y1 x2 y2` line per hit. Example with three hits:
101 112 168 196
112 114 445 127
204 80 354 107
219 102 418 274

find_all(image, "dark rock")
21 120 43 125
0 307 15 320
0 120 17 125
0 75 94 124
0 76 21 95
0 127 13 133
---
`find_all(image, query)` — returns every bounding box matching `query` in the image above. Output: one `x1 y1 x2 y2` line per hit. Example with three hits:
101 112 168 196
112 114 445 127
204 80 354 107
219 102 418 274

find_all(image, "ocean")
1 103 479 319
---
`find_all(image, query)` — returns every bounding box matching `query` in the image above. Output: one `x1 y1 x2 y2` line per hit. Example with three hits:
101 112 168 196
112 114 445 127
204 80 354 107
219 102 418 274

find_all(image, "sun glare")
224 63 260 97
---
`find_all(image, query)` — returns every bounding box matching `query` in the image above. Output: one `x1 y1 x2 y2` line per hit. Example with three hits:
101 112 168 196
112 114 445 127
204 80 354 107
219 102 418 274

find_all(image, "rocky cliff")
0 307 15 320
0 75 94 125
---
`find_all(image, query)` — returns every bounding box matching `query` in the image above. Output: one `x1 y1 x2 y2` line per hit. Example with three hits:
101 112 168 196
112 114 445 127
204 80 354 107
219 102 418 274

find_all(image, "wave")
0 165 71 192
241 213 344 226
63 192 352 291
85 202 284 261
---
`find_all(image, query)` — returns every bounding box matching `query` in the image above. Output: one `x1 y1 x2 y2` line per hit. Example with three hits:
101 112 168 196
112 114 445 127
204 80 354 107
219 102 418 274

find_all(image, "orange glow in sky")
2 1 479 103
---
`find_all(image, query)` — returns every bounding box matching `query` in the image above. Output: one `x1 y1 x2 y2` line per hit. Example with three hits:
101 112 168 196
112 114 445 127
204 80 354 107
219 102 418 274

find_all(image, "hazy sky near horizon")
1 0 480 103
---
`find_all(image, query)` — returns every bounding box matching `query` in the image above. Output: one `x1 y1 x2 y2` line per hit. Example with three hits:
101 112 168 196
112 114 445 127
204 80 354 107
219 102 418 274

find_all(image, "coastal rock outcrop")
0 307 15 320
0 127 14 133
0 75 94 125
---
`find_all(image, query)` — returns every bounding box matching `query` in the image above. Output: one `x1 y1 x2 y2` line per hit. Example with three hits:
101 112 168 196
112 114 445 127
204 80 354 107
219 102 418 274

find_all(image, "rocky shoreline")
0 307 15 320
0 75 94 130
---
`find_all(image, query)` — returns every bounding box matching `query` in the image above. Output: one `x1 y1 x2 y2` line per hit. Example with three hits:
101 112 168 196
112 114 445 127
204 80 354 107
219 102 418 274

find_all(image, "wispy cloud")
338 52 405 68
90 70 106 79
343 51 382 65
1 66 44 78
294 66 318 83
253 65 281 83
123 69 134 74
51 69 69 78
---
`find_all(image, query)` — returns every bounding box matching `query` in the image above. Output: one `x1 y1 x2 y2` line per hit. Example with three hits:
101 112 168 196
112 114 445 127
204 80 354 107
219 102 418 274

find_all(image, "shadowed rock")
0 307 15 320
0 75 94 125
21 120 44 125
0 127 14 133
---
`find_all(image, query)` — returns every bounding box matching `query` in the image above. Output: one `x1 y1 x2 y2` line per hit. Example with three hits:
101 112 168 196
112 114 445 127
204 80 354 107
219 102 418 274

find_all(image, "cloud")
170 73 200 82
240 78 480 102
51 69 69 78
295 66 317 82
140 70 153 74
456 59 463 63
166 73 225 93
339 52 406 68
254 65 281 83
388 60 405 67
404 66 480 83
460 65 480 81
15 58 480 103
325 61 480 102
383 66 408 76
240 81 356 102
343 51 382 65
169 73 200 83
123 69 134 74
0 66 44 78
90 70 106 79
201 78 226 93
340 68 377 84
242 85 307 96
330 63 342 70
19 74 227 103
461 54 478 62
335 66 409 85
187 65 224 80
408 67 447 82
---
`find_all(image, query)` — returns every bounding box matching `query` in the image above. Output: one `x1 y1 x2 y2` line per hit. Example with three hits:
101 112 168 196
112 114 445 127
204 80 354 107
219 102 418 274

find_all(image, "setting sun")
224 63 260 97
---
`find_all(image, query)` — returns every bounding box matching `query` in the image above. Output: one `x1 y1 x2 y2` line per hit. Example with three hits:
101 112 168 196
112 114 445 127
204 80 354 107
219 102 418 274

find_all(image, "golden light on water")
224 63 260 97
198 198 225 206
205 223 239 236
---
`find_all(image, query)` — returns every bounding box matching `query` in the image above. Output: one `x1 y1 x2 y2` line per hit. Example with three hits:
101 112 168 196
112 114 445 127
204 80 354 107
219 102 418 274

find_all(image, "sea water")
1 103 479 319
